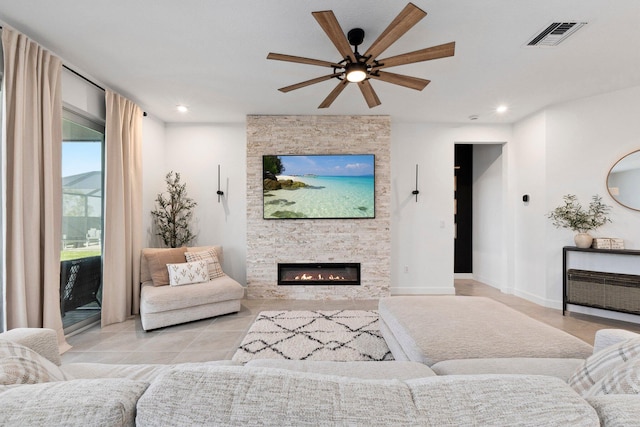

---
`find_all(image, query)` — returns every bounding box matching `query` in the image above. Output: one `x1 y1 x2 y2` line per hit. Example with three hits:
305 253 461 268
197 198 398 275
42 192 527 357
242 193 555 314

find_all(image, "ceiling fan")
267 3 455 109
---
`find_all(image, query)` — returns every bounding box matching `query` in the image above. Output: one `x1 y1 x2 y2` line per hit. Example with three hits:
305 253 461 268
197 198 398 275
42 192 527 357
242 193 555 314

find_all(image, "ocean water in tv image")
263 155 375 219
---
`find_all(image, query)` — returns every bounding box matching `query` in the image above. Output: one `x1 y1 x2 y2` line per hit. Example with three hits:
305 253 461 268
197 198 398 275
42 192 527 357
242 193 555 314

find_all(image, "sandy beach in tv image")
263 154 375 219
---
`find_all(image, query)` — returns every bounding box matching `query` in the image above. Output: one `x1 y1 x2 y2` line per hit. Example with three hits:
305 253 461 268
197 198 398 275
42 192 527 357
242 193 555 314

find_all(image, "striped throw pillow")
185 248 225 279
586 357 640 396
568 336 640 396
0 339 68 385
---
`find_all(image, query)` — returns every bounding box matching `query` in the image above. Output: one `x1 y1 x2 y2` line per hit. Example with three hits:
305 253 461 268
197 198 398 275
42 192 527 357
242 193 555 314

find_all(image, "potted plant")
547 194 612 248
151 171 197 248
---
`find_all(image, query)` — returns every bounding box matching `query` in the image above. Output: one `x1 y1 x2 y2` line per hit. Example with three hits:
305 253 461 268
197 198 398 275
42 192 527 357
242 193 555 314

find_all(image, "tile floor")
61 280 640 365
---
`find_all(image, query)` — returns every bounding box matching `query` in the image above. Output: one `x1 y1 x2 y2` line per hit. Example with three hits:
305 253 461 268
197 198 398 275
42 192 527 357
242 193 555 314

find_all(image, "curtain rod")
63 64 104 91
63 65 148 117
0 26 147 117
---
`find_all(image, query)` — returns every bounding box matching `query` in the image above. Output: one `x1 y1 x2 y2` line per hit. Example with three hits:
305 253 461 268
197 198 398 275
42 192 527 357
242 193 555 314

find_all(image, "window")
60 109 104 332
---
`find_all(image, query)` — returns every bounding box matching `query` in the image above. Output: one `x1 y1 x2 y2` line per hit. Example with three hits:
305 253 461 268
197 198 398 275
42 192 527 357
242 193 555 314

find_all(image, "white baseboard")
512 288 559 309
454 273 474 279
567 304 640 325
391 286 455 295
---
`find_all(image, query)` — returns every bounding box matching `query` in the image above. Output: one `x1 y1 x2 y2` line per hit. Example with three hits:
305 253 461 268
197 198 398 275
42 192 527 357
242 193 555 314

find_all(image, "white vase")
574 233 593 248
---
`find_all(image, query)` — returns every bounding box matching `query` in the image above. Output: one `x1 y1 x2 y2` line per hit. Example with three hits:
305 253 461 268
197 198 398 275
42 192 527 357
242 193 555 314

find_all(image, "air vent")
527 22 587 47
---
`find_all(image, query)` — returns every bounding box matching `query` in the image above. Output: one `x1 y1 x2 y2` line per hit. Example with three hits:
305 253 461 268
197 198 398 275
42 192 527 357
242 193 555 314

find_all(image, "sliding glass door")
60 110 104 333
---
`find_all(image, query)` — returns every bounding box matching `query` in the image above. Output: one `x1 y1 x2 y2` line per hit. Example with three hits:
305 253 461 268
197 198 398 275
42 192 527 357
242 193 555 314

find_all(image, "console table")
563 246 640 316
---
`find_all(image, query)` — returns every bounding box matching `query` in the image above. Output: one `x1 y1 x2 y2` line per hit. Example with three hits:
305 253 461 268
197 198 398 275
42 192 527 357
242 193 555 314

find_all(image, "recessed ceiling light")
176 105 189 113
496 105 508 114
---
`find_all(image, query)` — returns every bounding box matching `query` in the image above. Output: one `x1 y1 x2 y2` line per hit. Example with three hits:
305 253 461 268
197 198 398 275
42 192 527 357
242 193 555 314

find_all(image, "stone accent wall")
246 115 391 299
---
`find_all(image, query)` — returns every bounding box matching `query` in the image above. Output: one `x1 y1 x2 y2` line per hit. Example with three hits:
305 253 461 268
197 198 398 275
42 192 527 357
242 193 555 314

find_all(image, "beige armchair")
139 245 245 331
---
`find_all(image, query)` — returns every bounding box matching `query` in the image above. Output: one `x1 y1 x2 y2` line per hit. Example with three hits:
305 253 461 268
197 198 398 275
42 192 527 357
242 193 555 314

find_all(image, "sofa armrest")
593 329 640 354
0 328 61 366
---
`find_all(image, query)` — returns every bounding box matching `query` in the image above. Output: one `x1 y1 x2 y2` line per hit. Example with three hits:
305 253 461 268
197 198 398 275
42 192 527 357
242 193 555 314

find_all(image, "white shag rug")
232 310 393 363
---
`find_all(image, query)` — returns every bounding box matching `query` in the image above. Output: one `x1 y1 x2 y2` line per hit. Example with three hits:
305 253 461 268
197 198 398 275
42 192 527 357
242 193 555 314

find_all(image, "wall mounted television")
263 154 375 219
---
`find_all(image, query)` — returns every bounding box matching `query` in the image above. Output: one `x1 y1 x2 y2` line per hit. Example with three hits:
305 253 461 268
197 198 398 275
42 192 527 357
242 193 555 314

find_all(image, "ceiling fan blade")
267 53 343 69
278 73 342 93
312 11 356 62
368 70 430 91
358 80 381 108
372 42 456 70
319 80 349 108
363 3 427 63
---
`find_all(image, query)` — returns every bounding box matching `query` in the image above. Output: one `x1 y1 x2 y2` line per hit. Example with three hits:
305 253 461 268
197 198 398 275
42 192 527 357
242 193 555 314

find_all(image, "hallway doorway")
454 143 505 283
454 144 473 273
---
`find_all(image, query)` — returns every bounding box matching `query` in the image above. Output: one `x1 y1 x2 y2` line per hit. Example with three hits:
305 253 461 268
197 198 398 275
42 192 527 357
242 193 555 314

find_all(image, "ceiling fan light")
346 63 367 83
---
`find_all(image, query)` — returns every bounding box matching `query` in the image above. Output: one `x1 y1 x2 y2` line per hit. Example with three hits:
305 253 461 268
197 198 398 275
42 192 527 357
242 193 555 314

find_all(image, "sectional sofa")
2 324 640 426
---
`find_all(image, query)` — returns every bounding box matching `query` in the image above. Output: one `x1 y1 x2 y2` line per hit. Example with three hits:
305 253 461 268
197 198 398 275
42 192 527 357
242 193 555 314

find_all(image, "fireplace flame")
294 273 346 281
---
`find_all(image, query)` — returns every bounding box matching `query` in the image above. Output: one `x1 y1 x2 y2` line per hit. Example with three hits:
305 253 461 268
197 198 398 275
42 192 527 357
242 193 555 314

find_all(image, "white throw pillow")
568 336 640 396
0 339 68 385
585 357 640 396
166 261 209 286
185 248 225 279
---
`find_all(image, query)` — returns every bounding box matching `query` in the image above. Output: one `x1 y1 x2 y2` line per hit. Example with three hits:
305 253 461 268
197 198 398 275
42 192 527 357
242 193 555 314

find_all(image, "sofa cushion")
140 246 224 284
135 366 599 426
60 360 241 381
140 275 244 314
0 339 68 385
407 374 598 426
568 335 640 396
185 248 225 279
0 378 148 427
167 261 209 286
585 356 640 396
431 357 583 381
145 247 187 286
244 360 436 380
136 366 419 426
586 395 640 426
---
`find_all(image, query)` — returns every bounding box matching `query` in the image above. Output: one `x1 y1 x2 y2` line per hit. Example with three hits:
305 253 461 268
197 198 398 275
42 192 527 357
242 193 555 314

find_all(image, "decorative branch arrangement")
547 194 611 233
151 171 197 248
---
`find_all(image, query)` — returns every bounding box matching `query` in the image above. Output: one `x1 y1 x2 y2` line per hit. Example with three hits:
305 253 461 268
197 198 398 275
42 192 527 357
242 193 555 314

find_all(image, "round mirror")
607 150 640 211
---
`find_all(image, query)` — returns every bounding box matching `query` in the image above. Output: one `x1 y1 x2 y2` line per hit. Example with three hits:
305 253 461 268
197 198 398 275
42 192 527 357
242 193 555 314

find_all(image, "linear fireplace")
278 263 361 286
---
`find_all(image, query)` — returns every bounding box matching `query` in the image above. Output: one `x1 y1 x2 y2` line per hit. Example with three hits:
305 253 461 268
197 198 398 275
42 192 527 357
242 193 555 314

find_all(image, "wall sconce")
412 164 420 202
216 164 224 203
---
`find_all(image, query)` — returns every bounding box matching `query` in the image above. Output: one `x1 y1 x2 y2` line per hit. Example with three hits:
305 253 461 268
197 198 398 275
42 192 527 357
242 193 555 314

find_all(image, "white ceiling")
0 0 639 124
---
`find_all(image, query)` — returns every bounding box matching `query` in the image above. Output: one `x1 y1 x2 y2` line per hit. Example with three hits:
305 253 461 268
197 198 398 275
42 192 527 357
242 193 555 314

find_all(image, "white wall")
505 86 640 310
141 115 167 248
510 112 548 304
541 86 640 307
390 122 511 295
472 144 504 289
161 123 247 284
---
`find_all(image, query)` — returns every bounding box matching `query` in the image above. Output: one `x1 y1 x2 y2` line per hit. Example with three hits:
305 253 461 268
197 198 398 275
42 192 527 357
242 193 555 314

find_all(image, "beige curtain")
102 90 142 327
2 27 69 350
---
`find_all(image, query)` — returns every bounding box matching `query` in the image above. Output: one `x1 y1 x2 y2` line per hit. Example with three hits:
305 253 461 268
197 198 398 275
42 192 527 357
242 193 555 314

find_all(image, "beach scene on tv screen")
263 154 375 219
